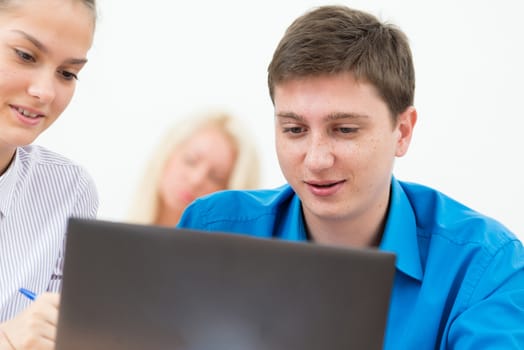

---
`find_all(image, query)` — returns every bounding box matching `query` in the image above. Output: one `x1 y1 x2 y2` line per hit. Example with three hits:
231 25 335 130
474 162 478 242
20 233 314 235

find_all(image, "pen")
19 288 36 301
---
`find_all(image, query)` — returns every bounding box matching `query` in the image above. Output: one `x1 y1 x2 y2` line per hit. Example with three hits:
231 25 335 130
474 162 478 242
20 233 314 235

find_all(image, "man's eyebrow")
11 29 88 65
276 111 370 121
326 112 370 121
276 112 303 121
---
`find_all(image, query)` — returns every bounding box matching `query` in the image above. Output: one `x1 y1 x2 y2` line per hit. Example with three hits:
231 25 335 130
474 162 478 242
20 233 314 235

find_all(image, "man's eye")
15 49 35 62
283 127 304 134
339 127 358 133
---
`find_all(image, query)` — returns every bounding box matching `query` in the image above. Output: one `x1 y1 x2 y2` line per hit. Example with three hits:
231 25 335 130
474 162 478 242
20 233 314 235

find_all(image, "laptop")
55 218 396 350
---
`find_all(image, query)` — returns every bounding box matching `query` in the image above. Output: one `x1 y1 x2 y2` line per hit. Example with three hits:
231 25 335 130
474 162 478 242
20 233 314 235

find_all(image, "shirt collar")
279 191 309 241
281 179 423 280
380 177 423 281
0 148 20 218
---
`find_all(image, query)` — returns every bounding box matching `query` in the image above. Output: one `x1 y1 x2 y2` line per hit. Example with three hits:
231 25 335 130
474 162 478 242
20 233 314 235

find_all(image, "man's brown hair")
268 5 415 119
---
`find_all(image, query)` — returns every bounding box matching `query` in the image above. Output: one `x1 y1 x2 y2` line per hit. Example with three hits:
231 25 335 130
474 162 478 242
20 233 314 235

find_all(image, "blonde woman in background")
128 111 260 227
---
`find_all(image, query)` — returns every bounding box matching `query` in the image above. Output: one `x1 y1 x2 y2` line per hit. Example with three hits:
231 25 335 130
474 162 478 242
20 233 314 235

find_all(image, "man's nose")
303 136 335 172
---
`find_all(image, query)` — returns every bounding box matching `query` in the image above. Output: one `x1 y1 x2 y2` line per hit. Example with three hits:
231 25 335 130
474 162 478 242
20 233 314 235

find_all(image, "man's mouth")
305 180 345 188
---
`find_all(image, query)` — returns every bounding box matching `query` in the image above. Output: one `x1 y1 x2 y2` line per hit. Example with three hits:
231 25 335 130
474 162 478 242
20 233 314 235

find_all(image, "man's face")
274 72 415 228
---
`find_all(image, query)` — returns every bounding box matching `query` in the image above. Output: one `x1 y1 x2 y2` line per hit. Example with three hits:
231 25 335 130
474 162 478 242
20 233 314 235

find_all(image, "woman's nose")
27 70 56 104
188 165 208 186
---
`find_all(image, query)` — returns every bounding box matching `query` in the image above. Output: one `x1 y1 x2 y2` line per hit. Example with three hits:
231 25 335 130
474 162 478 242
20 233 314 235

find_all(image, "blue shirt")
178 177 524 349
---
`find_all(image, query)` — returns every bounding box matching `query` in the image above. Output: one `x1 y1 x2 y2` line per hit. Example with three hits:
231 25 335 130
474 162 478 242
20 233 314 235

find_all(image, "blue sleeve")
447 240 524 348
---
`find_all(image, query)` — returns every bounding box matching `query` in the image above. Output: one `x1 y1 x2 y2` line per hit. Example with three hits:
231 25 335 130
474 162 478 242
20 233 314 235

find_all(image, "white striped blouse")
0 145 98 322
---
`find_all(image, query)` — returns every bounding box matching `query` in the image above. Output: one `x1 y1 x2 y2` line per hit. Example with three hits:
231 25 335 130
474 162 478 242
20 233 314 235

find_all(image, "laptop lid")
56 218 396 350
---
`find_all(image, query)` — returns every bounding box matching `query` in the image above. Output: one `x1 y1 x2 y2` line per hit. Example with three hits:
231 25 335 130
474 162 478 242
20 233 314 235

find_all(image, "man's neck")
304 202 389 249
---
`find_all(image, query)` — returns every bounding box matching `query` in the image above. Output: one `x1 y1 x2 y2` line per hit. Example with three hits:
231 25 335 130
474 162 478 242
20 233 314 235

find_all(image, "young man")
178 5 524 349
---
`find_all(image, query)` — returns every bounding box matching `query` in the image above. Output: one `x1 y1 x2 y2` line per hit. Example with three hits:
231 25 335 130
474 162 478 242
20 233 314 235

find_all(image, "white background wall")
37 0 523 240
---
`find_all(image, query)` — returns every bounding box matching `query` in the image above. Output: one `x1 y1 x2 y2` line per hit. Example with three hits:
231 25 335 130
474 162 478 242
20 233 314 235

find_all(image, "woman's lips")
178 190 195 204
11 105 44 126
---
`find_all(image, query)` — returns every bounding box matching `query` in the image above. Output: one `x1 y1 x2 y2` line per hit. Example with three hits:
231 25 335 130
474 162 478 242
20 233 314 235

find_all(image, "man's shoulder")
398 180 518 252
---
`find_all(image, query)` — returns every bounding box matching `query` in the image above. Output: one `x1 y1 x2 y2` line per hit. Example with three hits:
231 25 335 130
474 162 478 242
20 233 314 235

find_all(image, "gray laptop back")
55 218 396 350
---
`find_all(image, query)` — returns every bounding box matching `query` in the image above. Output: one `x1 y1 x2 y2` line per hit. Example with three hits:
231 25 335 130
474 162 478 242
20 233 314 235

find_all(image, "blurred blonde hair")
128 111 260 224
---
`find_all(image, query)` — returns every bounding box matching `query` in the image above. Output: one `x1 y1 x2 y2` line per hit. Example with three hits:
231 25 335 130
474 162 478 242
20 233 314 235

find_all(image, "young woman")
0 1 98 348
128 111 260 227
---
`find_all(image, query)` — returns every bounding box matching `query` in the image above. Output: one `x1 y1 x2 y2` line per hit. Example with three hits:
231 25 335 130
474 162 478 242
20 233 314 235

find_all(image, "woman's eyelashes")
183 153 197 166
14 48 35 63
57 69 78 81
14 48 79 81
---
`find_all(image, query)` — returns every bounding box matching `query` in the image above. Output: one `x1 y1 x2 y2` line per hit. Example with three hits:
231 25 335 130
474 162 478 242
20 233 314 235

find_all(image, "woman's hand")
0 293 60 350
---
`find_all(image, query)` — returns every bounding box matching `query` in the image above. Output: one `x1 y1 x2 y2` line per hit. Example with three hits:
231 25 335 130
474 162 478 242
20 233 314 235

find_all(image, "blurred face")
0 0 94 157
274 72 415 229
159 126 237 214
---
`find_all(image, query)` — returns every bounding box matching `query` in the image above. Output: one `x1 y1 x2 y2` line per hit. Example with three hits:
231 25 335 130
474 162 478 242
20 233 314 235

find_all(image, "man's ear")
395 106 417 157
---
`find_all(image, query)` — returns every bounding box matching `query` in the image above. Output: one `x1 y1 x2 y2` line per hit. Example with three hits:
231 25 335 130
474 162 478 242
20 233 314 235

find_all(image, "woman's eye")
209 173 227 186
15 49 35 62
183 155 197 166
58 70 78 81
